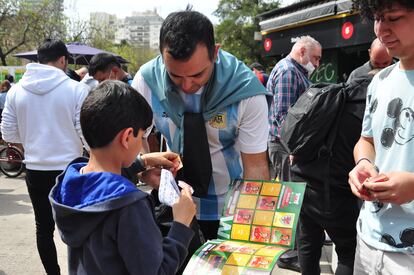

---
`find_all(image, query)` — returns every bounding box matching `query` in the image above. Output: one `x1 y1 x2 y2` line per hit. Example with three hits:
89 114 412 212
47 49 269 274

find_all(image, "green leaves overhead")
214 0 280 65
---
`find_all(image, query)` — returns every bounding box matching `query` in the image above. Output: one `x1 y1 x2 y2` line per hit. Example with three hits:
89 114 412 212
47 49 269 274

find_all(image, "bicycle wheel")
0 146 25 178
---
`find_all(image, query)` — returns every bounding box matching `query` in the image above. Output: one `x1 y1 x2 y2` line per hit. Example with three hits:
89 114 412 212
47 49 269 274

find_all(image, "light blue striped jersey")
132 72 269 220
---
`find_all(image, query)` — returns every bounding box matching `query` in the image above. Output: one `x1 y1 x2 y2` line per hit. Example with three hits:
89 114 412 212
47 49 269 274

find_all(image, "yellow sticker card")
255 246 285 257
260 182 282 196
253 210 274 226
231 224 251 241
225 253 251 266
237 195 258 209
221 265 245 275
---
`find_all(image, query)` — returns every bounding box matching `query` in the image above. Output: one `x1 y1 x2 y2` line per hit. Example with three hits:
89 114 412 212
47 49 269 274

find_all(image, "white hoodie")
1 63 90 170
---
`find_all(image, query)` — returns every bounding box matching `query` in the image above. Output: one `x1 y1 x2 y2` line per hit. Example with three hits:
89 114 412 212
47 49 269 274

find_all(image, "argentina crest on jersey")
209 112 227 129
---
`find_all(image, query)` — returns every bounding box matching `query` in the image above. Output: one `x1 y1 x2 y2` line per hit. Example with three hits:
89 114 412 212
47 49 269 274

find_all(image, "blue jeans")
26 169 62 275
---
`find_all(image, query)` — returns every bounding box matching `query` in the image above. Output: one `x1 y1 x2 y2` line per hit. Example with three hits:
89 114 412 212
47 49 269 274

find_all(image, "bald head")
369 38 393 69
75 67 88 80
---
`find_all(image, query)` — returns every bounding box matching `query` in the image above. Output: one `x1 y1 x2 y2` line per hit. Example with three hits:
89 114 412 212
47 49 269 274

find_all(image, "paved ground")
0 173 67 275
0 173 334 274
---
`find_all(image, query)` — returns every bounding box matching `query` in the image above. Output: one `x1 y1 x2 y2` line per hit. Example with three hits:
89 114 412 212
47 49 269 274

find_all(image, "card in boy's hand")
175 155 183 170
159 169 180 206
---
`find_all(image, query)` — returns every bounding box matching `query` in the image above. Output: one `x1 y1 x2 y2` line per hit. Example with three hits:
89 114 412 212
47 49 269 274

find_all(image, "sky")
63 0 296 24
64 0 221 23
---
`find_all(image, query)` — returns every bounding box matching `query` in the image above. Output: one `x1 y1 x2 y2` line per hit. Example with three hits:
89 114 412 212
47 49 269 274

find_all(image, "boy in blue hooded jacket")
49 80 196 275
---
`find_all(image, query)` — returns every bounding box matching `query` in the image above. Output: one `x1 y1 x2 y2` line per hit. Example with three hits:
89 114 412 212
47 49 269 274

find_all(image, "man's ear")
120 127 134 149
57 56 66 69
299 46 306 57
112 66 120 75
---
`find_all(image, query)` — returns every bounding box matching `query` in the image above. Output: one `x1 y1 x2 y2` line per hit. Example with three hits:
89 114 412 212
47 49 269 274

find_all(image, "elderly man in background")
266 35 322 272
267 36 322 181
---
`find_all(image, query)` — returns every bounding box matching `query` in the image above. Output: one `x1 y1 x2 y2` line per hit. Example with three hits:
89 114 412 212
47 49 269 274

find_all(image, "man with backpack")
267 35 322 272
282 71 377 274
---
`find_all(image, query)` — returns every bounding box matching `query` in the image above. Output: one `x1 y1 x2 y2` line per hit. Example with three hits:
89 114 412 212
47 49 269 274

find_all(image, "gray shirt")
346 61 373 84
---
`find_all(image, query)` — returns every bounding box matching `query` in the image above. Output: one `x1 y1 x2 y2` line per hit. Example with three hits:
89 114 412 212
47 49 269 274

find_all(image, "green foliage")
111 43 158 75
214 0 280 65
64 15 158 74
84 31 158 75
0 0 66 66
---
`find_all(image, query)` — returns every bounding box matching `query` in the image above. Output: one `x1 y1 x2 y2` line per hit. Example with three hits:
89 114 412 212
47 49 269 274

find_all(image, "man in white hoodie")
1 39 89 275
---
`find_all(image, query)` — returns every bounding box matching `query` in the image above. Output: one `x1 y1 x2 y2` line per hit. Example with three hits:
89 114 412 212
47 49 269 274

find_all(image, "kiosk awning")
259 0 374 57
259 0 352 33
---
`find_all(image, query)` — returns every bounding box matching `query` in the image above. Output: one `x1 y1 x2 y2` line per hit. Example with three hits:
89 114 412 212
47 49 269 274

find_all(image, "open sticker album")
183 179 306 275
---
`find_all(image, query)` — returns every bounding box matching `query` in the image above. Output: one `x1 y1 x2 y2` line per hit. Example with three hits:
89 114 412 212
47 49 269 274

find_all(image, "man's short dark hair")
88 53 121 76
249 62 265 72
352 0 414 20
159 10 215 61
37 39 69 64
80 80 153 148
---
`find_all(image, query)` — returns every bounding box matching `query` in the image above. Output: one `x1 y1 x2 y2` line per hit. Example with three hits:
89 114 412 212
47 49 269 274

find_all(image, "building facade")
116 10 163 49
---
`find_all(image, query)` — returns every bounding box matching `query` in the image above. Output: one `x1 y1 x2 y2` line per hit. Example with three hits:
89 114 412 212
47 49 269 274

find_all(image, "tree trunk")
0 47 7 66
1 55 6 66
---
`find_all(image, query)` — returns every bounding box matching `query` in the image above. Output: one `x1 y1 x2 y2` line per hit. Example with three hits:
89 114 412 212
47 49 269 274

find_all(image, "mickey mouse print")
375 97 414 148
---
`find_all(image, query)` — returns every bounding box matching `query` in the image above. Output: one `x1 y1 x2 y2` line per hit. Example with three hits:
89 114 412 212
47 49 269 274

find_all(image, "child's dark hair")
80 80 153 148
352 0 414 20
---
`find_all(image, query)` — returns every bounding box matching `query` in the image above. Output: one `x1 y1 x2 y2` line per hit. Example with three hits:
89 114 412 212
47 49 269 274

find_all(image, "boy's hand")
139 168 161 189
172 186 196 227
141 152 179 168
364 171 414 205
348 159 378 201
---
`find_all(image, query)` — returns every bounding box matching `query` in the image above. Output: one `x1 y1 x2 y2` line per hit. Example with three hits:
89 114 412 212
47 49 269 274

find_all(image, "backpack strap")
319 83 347 215
318 83 347 158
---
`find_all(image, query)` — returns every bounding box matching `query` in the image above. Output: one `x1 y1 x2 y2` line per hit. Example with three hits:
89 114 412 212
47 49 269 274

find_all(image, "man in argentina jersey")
348 1 414 274
132 10 270 240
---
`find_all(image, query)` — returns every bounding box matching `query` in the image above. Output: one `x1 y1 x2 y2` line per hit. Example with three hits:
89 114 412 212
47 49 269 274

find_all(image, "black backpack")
280 82 347 161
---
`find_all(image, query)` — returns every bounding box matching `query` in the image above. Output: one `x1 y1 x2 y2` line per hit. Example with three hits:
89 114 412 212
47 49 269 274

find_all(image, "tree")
64 17 89 43
112 41 158 75
214 0 280 65
0 0 66 66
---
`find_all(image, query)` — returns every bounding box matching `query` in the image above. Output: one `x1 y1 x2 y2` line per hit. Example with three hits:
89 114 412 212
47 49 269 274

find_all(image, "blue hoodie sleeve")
117 198 194 275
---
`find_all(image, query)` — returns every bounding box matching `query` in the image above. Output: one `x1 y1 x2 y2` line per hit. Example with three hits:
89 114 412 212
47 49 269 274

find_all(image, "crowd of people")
0 0 413 274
